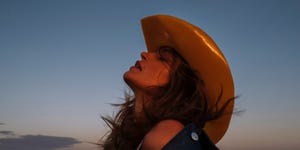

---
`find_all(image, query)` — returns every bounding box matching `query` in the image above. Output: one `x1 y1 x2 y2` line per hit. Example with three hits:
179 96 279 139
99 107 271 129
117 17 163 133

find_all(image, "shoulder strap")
162 123 219 150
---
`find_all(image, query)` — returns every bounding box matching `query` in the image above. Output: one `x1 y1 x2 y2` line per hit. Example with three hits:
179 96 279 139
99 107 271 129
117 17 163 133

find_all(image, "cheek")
142 63 170 86
156 69 170 86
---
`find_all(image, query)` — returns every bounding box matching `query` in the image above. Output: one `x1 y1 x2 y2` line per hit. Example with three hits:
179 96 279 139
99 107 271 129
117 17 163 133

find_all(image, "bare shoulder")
142 120 184 150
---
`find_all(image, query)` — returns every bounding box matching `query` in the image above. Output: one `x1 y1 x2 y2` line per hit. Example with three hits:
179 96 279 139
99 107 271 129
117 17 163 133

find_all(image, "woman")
101 15 235 150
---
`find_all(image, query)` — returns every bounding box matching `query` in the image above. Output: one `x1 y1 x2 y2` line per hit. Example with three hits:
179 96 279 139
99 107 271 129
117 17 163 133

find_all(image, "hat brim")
141 14 234 144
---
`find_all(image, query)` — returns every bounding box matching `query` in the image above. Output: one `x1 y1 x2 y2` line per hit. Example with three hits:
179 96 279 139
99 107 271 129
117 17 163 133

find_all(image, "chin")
123 73 130 84
123 73 136 90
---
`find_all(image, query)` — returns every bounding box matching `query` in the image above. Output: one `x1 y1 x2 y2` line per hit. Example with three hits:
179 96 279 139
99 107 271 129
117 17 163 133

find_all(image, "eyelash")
159 56 167 61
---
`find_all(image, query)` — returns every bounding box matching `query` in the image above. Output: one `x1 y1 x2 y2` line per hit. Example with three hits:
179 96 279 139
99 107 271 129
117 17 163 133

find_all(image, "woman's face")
124 50 175 93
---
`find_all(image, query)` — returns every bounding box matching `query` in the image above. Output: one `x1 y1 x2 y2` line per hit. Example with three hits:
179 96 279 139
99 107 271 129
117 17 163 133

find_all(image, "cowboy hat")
141 14 234 144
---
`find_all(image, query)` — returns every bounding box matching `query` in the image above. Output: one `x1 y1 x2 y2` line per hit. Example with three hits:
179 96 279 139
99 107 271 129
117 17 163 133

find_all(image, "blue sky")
0 0 299 149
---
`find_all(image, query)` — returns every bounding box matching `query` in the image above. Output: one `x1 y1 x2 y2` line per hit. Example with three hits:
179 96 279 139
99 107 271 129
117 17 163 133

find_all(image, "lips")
134 61 142 71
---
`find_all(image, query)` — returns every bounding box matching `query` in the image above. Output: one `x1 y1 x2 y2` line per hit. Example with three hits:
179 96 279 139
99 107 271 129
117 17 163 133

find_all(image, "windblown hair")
100 46 233 150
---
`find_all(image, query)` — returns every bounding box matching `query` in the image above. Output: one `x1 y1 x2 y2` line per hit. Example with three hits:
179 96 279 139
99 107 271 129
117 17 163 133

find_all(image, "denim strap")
162 123 219 150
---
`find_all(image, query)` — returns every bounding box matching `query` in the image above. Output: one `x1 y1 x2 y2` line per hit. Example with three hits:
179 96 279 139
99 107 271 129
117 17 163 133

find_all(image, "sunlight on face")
123 50 175 93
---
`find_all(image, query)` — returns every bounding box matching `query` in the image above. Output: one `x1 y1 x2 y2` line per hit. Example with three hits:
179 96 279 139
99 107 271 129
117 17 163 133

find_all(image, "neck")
133 90 150 123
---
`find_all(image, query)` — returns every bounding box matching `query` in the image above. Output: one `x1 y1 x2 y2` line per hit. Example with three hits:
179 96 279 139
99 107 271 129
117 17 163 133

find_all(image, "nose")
141 52 147 60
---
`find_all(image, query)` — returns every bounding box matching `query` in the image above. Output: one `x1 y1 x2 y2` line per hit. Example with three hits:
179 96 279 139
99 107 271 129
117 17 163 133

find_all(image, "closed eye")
159 56 167 61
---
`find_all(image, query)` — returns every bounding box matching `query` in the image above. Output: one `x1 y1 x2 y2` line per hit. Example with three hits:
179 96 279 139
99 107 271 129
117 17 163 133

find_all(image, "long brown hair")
100 46 233 150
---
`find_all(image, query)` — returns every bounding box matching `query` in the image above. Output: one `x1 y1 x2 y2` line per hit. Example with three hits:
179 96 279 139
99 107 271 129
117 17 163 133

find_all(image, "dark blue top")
162 123 219 150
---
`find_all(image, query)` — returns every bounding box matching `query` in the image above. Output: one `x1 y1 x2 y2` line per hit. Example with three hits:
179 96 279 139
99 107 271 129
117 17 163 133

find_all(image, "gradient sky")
0 0 299 149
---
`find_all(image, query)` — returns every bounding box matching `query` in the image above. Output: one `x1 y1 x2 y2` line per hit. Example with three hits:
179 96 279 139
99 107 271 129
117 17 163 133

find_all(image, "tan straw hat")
141 14 234 144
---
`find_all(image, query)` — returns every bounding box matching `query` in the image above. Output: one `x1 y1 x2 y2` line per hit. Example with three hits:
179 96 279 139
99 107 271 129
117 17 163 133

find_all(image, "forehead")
157 47 179 60
158 46 186 63
158 46 176 54
157 47 185 69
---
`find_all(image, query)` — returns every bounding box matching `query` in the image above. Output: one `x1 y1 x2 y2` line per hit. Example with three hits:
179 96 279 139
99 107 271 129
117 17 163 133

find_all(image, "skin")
142 119 184 150
124 50 184 149
124 51 171 92
124 51 172 119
